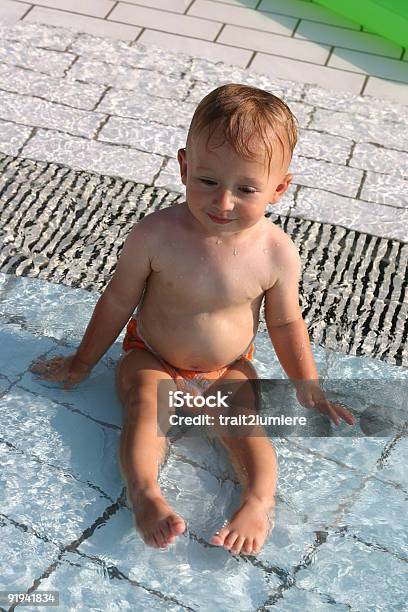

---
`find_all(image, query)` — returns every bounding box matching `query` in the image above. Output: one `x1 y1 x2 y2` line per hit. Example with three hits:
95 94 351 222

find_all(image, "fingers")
332 403 356 425
315 399 356 426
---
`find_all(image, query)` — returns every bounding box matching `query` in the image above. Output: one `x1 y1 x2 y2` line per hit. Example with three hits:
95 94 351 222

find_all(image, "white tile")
364 77 408 105
24 6 142 40
329 49 408 84
296 20 402 58
110 2 221 40
23 0 114 18
188 0 296 35
0 38 74 76
138 29 252 67
293 187 408 242
0 21 75 50
250 53 365 93
0 90 104 138
0 63 105 110
205 0 258 6
21 128 163 183
0 0 31 23
0 118 32 156
259 0 360 29
118 0 190 12
218 24 329 63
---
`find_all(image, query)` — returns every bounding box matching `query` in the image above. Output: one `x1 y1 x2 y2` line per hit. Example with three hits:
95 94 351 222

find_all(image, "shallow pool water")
0 272 407 611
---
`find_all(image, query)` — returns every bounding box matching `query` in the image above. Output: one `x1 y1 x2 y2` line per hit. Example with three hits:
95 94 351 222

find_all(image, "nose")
213 188 234 212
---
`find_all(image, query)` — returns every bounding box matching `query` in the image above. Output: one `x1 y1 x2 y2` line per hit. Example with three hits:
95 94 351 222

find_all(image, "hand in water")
29 354 92 390
295 380 356 427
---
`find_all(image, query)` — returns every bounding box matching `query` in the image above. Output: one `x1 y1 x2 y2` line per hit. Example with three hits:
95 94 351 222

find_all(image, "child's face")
177 128 292 235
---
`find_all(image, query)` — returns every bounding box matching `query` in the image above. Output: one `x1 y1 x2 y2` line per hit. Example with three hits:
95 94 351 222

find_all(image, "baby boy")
30 84 355 556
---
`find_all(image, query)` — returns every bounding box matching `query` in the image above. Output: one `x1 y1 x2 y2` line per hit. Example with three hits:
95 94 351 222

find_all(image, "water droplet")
216 239 222 245
233 248 238 256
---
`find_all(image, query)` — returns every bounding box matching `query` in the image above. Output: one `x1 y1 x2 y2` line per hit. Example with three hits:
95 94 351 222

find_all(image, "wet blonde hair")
186 83 298 172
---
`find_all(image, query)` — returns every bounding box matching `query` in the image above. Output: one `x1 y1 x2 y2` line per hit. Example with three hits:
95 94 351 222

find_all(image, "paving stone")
310 108 408 150
361 171 408 208
97 89 195 128
70 33 191 75
189 0 297 35
296 129 353 165
0 38 75 76
98 116 187 157
138 29 252 67
275 442 365 525
0 440 110 543
296 20 402 58
364 76 408 105
291 156 363 198
0 118 32 156
21 129 163 183
187 56 305 102
0 518 60 591
219 25 330 64
39 551 170 611
350 143 408 178
0 385 121 499
267 586 351 610
292 186 408 242
0 63 106 110
329 48 408 84
296 530 408 609
30 0 115 18
110 2 222 40
0 90 105 138
68 57 192 99
153 156 183 192
303 85 408 124
77 505 281 610
0 0 31 24
0 20 75 50
250 53 366 94
24 6 142 40
259 0 360 29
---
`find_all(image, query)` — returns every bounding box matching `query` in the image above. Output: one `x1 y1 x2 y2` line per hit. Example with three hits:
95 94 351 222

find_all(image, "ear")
177 147 187 186
270 173 292 203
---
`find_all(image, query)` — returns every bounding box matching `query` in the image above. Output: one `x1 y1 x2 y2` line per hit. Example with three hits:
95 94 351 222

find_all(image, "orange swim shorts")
122 317 254 394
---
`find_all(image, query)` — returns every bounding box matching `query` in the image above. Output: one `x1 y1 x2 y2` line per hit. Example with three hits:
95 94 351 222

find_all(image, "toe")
223 531 239 550
231 535 245 555
242 538 254 555
168 515 185 536
210 525 229 546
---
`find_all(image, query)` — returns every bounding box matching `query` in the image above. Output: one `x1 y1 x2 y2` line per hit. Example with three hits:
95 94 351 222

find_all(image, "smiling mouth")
207 213 234 224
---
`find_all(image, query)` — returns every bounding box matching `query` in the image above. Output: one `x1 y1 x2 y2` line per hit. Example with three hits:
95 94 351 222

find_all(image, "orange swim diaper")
122 317 254 394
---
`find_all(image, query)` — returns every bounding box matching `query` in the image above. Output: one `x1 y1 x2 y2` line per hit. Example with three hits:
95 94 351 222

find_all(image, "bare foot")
128 487 186 548
210 495 274 555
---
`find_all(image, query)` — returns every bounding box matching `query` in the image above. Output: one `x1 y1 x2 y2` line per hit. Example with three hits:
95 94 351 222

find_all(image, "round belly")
138 309 255 371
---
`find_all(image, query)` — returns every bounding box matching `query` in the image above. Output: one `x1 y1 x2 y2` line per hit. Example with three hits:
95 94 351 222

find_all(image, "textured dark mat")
0 153 407 366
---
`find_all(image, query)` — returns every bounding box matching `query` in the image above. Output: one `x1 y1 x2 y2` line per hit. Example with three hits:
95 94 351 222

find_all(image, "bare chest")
151 241 276 308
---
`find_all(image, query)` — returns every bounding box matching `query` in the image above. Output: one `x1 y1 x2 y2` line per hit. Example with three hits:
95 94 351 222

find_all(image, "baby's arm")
264 237 317 380
265 237 355 425
30 220 153 388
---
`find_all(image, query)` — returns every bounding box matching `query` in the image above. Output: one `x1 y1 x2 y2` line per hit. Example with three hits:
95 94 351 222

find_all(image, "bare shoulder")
124 203 183 248
263 221 302 288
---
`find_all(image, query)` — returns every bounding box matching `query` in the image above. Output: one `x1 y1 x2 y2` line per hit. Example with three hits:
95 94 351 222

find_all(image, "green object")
314 0 408 49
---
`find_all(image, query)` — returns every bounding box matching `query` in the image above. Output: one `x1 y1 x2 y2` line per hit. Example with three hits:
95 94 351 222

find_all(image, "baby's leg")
205 361 277 556
116 348 185 548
